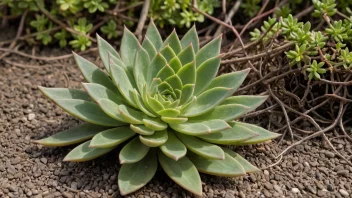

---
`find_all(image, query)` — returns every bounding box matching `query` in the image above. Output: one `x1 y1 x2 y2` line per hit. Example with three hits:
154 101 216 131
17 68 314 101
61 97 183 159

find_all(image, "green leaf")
63 140 114 162
130 124 154 135
165 75 183 91
145 21 163 50
38 87 91 101
90 127 135 148
177 61 196 85
110 64 137 108
157 108 180 117
161 117 188 124
201 119 231 133
194 56 221 96
162 30 182 54
95 99 126 122
180 26 199 53
119 136 149 163
190 104 249 122
170 122 210 135
181 87 231 117
147 53 167 85
160 130 187 161
233 122 281 145
221 95 268 112
118 149 157 195
176 133 225 160
118 104 145 124
180 84 195 105
143 117 168 131
178 44 195 65
82 83 125 105
222 148 260 173
195 35 221 68
97 34 120 73
35 124 108 146
142 37 157 60
156 65 175 81
206 69 250 95
134 45 150 93
168 56 182 73
188 151 246 177
120 27 139 70
160 45 176 62
158 151 202 196
197 122 258 145
132 89 157 117
139 129 168 147
73 52 118 92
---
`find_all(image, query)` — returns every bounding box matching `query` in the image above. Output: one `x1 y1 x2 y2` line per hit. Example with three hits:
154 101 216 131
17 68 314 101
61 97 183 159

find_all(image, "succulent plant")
36 22 280 196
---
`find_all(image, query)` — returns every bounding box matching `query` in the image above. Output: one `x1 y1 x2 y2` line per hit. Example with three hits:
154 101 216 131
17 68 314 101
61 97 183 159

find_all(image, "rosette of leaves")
36 22 280 196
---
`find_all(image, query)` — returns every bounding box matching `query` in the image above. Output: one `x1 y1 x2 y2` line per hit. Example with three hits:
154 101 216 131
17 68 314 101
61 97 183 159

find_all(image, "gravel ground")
0 48 352 198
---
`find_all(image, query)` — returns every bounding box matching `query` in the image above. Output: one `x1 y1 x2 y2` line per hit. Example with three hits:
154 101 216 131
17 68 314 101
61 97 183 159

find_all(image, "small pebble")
292 188 300 194
28 113 36 121
339 189 349 197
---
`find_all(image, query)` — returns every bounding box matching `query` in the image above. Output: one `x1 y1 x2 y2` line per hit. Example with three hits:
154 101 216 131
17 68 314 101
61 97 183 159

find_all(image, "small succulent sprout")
36 22 281 196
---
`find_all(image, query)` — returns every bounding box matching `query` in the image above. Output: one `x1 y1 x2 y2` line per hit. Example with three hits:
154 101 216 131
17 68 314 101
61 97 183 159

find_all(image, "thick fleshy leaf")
165 75 183 91
222 148 260 173
177 61 196 85
143 117 168 131
176 133 225 160
110 64 137 108
160 45 176 62
221 95 269 112
139 129 168 147
180 84 195 105
180 26 199 53
188 151 246 177
197 122 258 145
157 108 180 117
119 137 149 163
194 56 221 96
181 87 232 117
170 122 210 135
145 21 163 50
97 34 120 73
158 151 202 196
232 122 281 145
157 81 174 93
96 99 126 122
206 69 250 95
132 89 157 117
38 87 91 101
147 53 167 85
146 93 165 113
130 124 154 135
156 65 175 81
118 149 158 195
202 119 231 133
178 44 195 65
159 131 187 161
120 27 139 70
90 127 135 148
73 52 118 92
190 104 249 122
162 30 182 54
53 99 124 126
168 56 182 73
35 124 108 146
142 36 157 59
63 140 114 162
161 117 188 124
82 83 125 105
118 105 144 124
195 35 221 68
134 45 150 92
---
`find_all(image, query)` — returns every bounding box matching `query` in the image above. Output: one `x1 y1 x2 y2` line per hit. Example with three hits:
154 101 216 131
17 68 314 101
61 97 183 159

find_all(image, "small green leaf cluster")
149 0 219 28
240 0 261 17
250 0 352 80
37 23 280 196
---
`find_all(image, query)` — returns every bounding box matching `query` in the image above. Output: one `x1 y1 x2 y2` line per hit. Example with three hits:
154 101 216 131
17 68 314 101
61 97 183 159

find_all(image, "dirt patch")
0 49 351 198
